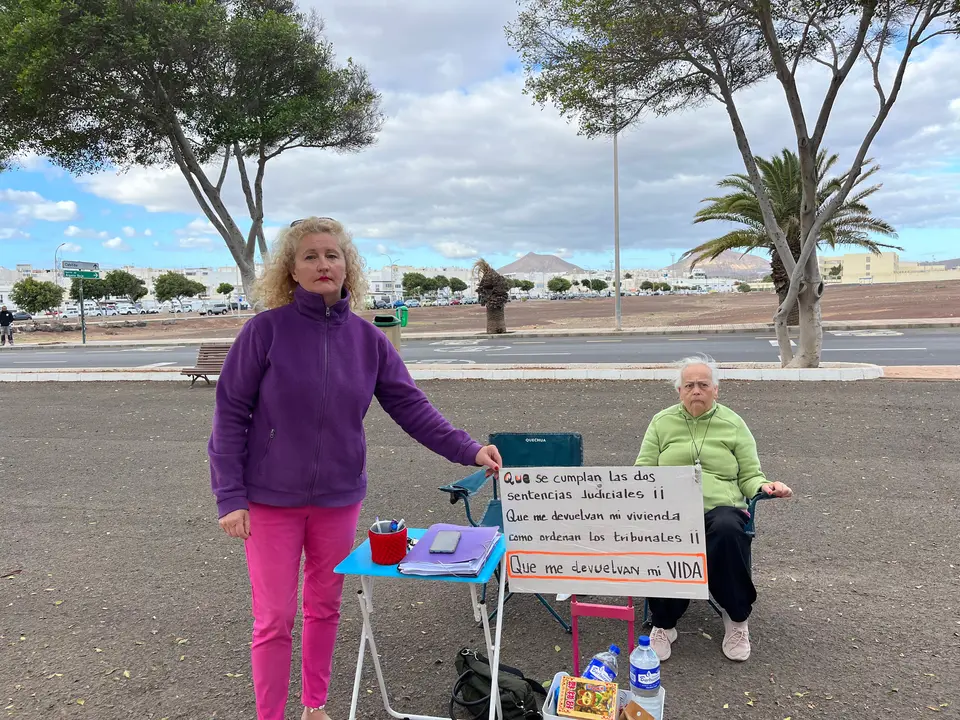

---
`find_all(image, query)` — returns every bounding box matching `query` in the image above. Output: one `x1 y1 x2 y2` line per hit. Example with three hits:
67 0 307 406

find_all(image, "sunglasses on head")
290 216 336 227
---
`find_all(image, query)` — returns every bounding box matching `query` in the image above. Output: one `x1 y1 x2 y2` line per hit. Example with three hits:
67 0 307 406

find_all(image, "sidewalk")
6 316 960 350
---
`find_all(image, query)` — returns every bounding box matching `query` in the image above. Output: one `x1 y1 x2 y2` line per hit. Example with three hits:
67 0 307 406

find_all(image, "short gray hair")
674 354 719 390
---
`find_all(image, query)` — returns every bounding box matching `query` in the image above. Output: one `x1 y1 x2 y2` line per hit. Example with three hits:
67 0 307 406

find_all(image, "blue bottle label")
630 663 660 691
584 658 616 683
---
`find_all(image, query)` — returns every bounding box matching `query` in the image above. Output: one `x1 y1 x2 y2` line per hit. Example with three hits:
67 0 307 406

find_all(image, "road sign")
62 260 100 271
63 269 100 279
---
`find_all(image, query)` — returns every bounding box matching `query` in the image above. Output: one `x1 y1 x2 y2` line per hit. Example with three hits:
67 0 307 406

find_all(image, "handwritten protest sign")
499 466 708 598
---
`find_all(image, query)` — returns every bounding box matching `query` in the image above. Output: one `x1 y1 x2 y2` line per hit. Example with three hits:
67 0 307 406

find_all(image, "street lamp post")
54 242 67 313
380 253 396 302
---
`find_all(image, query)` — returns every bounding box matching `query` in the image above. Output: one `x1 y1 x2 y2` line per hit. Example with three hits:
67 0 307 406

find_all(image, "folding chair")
439 432 583 633
642 490 776 625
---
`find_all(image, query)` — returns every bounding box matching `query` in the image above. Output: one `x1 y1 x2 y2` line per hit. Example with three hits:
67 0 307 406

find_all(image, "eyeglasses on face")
289 216 336 227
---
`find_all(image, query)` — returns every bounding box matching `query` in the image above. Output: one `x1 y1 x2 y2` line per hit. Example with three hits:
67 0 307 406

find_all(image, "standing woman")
208 217 502 720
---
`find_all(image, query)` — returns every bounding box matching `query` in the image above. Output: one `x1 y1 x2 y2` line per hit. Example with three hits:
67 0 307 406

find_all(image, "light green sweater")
634 402 768 512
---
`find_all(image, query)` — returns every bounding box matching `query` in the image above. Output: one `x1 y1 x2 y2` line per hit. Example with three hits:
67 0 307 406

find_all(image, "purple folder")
398 524 500 576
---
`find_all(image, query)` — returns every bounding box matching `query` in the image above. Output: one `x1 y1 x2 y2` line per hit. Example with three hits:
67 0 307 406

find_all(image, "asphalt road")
1 328 956 368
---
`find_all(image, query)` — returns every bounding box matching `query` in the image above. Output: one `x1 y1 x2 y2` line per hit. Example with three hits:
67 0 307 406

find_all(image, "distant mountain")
920 257 960 270
498 252 584 275
661 250 770 280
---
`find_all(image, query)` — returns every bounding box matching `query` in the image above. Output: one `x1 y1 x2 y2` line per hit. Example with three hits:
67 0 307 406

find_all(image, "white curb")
0 363 884 382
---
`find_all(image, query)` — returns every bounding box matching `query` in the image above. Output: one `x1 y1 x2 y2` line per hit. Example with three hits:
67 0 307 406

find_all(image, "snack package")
557 675 619 720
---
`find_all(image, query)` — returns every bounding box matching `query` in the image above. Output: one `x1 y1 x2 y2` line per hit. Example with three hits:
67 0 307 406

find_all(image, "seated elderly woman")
634 354 792 663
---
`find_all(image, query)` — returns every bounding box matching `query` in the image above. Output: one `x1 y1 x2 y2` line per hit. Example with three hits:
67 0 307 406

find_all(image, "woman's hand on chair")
760 481 793 498
475 445 502 478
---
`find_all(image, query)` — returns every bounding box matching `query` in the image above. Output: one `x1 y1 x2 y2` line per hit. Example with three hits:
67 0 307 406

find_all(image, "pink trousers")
244 500 363 720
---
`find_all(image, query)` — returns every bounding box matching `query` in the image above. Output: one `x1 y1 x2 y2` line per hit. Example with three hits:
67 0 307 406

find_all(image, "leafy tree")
828 264 843 278
547 277 572 293
640 280 654 291
420 278 439 295
683 149 899 325
216 282 235 297
508 0 958 367
2 0 383 301
402 272 428 298
518 280 535 292
580 279 591 288
104 269 148 303
589 279 608 292
738 283 752 293
657 282 672 292
154 272 206 304
762 274 774 284
624 272 633 280
69 278 110 307
433 275 449 291
473 259 510 334
10 277 64 314
449 277 468 294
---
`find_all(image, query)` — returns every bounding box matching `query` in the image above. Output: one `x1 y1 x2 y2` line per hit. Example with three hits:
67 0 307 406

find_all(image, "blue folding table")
335 528 508 720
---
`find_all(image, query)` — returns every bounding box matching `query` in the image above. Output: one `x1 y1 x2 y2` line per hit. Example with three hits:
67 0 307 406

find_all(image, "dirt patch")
1 381 958 719
11 279 960 344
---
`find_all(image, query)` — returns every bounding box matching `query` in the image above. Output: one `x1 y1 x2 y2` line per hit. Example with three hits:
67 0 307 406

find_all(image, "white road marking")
138 361 178 368
821 347 926 352
515 341 547 344
586 340 622 343
12 350 67 354
828 329 903 337
486 352 572 356
434 346 511 353
769 340 798 347
12 360 68 364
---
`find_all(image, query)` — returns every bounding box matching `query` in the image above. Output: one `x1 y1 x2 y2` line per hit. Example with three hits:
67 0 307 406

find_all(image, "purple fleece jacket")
208 286 483 517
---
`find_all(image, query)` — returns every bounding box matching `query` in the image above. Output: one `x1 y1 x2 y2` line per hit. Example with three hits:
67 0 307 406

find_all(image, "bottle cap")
638 636 650 647
609 645 620 655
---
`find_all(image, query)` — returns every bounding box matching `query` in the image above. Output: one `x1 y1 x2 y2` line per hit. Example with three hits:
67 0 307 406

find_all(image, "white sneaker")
721 610 750 661
648 626 678 661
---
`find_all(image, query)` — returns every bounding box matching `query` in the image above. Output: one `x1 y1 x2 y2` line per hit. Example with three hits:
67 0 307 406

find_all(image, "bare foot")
301 708 331 720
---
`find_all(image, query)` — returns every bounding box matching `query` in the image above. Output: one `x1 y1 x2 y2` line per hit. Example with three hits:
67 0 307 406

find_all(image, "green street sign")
64 269 100 279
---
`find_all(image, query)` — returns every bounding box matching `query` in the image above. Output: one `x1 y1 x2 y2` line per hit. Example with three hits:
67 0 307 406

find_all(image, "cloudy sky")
2 0 959 273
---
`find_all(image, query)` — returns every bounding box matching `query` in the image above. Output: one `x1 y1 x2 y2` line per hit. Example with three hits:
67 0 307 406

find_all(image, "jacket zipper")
308 307 332 501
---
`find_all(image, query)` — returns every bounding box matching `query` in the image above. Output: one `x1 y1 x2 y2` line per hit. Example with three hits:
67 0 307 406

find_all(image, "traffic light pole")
79 280 86 345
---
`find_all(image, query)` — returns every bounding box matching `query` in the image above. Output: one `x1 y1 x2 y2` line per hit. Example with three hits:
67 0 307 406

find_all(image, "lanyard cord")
684 411 715 467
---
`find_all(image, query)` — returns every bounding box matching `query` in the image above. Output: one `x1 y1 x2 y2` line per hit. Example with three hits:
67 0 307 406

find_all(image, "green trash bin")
373 314 401 350
395 305 409 328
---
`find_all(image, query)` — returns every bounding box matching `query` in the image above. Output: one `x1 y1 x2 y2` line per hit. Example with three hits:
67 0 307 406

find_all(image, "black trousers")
649 506 756 627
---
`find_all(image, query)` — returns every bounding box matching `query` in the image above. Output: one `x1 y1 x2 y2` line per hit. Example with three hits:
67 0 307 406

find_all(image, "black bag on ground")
450 648 546 720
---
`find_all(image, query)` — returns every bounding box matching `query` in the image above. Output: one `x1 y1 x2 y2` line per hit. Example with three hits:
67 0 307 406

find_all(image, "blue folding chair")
642 491 775 624
439 432 583 633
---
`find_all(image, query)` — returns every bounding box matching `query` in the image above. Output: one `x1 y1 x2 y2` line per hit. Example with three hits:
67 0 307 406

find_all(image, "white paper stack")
398 524 501 577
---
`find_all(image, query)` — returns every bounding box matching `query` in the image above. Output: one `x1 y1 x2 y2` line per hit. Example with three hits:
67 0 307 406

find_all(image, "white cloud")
102 237 131 251
434 241 478 259
178 236 213 249
74 15 960 262
0 228 30 240
143 228 153 236
122 226 136 237
64 225 110 239
61 242 82 253
0 189 79 222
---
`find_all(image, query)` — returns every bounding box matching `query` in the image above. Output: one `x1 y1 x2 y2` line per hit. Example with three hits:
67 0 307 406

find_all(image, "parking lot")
1 380 957 719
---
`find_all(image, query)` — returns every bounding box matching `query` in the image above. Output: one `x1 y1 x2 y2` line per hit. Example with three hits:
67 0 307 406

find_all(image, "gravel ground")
1 381 958 719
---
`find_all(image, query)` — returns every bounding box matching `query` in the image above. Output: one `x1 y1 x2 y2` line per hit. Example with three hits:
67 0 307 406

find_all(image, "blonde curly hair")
255 217 369 311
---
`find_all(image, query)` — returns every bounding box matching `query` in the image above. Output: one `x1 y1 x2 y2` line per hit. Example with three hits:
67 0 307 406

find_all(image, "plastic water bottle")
629 636 662 719
583 644 620 683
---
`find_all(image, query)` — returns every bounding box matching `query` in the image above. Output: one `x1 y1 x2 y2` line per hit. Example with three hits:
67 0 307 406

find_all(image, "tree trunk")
486 306 506 334
770 250 799 327
788 251 824 368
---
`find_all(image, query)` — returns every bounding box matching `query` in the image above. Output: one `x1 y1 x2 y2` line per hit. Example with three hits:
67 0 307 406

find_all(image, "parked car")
373 299 393 310
115 305 138 315
12 311 31 321
405 299 421 308
392 299 406 308
200 303 229 316
227 301 250 310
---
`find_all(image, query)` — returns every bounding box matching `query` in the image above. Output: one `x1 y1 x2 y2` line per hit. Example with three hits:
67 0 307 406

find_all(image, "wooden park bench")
181 342 233 387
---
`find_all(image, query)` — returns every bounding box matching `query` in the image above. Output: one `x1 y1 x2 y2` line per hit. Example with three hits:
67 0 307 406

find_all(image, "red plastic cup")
369 524 408 565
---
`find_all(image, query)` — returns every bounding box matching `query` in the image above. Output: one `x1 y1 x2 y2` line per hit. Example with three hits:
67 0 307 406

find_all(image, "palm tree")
683 149 901 325
473 258 509 334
